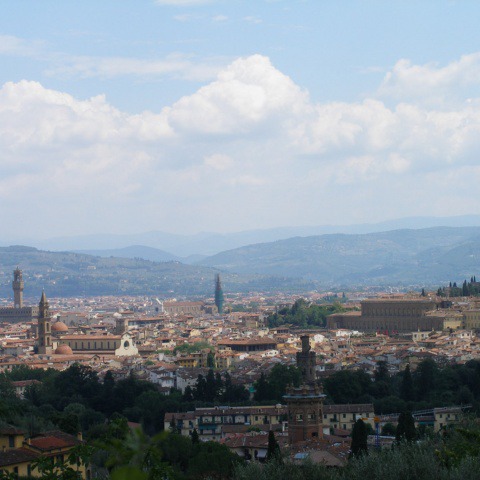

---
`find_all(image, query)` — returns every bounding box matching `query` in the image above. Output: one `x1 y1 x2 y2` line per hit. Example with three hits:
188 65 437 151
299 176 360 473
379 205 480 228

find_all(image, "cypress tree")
266 430 281 461
214 274 224 314
350 419 368 457
396 411 416 443
400 364 414 401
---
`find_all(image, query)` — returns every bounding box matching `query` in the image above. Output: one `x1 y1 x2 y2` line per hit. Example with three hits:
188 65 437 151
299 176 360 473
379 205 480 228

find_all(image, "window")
8 435 14 448
342 414 346 418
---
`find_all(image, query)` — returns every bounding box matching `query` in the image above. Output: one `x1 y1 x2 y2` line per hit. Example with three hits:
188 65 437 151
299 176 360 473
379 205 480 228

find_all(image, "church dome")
55 344 73 355
51 321 69 332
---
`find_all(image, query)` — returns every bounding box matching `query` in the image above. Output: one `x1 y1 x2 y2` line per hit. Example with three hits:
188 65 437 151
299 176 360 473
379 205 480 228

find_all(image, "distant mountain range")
2 223 480 297
196 226 480 287
0 246 313 299
3 214 480 258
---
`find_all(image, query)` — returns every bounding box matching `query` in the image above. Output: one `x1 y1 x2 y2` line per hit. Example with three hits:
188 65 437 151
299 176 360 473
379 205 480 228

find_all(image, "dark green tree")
396 411 416 443
215 274 224 314
191 428 199 444
205 369 217 402
350 419 368 457
400 365 414 402
254 373 270 402
207 352 216 368
266 430 281 462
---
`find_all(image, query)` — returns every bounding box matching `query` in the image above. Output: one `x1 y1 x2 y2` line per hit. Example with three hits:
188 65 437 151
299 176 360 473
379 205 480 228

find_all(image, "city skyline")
2 1 480 238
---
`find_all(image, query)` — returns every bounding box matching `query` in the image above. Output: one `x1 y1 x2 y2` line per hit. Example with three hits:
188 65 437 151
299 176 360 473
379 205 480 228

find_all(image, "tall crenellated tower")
12 268 24 309
296 335 316 384
37 291 53 355
283 334 325 444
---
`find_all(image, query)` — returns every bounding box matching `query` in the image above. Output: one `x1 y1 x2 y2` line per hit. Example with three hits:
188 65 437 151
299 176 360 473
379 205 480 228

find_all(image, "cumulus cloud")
165 55 309 134
2 53 480 236
378 53 480 105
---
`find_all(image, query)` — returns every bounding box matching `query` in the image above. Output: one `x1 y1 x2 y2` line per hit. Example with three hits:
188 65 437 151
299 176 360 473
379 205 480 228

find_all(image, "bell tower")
12 268 24 309
37 291 53 355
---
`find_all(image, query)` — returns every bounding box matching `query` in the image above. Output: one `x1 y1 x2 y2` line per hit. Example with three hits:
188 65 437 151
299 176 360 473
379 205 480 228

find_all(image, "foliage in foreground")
234 440 480 480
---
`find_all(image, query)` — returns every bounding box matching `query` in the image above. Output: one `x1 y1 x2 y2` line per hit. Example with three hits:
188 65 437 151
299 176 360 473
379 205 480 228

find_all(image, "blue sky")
1 0 480 239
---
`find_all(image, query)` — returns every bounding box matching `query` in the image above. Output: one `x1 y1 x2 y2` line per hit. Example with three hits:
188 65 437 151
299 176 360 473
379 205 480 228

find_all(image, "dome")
55 345 73 355
51 321 69 332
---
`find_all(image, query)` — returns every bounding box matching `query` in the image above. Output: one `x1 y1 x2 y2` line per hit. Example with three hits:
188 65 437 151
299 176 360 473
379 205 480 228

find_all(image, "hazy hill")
0 246 314 299
73 245 181 263
197 227 480 287
4 214 480 257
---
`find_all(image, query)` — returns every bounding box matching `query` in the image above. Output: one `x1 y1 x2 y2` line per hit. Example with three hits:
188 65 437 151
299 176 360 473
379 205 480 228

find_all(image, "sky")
2 0 480 239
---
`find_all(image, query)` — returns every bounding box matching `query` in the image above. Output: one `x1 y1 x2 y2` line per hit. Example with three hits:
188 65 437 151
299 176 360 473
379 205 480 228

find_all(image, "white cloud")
0 35 44 57
204 154 234 170
45 53 223 82
165 55 309 134
378 53 480 105
2 53 480 236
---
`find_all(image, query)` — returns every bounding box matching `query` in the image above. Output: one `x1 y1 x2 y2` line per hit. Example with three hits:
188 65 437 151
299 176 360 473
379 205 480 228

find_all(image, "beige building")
58 332 138 356
163 301 205 315
327 299 445 333
323 404 375 431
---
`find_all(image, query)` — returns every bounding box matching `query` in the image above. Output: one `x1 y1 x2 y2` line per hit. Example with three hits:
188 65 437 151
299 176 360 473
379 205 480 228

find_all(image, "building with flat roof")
327 298 445 333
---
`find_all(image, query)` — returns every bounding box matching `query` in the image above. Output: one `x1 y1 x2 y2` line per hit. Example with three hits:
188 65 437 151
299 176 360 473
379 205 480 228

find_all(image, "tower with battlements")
283 334 325 444
12 267 24 309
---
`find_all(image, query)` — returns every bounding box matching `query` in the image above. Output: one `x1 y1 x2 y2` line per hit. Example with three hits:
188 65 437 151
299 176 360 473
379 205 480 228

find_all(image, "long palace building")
327 298 445 333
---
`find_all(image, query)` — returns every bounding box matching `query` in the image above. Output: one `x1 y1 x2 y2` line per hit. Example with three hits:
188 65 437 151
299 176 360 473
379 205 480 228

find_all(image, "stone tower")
37 291 53 355
12 267 24 309
283 334 325 444
115 317 128 335
296 335 316 384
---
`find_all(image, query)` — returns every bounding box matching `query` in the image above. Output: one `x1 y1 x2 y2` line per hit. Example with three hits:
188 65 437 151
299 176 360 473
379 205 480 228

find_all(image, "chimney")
77 431 83 441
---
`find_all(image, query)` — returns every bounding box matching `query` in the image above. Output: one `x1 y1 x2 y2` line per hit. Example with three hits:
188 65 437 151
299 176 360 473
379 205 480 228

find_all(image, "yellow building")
323 404 375 431
0 429 90 479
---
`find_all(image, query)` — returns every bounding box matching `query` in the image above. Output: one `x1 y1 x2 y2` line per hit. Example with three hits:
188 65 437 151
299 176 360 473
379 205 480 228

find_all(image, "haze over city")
1 1 480 240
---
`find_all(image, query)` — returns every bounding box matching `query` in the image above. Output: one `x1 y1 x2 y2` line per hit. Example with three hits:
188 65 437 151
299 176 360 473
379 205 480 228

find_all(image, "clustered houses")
1 269 479 464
